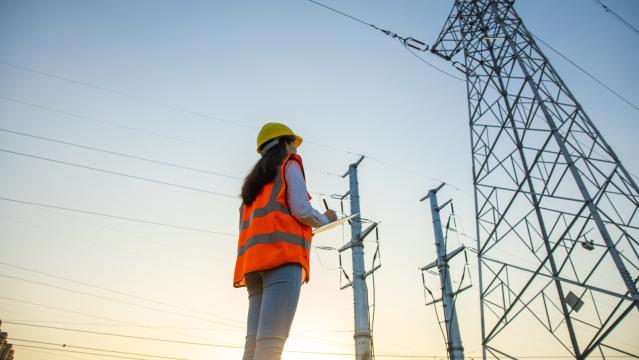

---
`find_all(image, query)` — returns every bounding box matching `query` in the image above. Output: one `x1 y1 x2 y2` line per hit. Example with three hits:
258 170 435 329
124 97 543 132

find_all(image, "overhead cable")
0 273 242 328
305 0 464 81
0 69 428 182
306 0 425 47
0 147 239 199
19 346 99 360
5 321 513 358
305 1 639 114
0 96 253 159
11 338 186 360
0 96 352 180
1 296 242 347
400 40 465 81
3 322 632 359
0 61 251 129
0 260 244 327
12 344 154 360
306 0 374 28
0 196 236 235
0 297 156 329
0 127 333 195
4 320 352 333
592 0 639 36
532 34 639 113
3 322 415 357
0 128 242 180
0 63 358 159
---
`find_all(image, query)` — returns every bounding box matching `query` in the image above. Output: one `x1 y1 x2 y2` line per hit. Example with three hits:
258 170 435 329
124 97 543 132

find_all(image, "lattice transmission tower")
430 1 639 359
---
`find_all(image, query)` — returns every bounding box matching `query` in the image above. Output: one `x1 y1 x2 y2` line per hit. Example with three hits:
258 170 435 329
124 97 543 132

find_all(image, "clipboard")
313 214 358 235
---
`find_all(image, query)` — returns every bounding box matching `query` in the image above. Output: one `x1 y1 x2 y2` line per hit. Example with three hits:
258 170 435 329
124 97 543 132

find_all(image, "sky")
1 0 638 359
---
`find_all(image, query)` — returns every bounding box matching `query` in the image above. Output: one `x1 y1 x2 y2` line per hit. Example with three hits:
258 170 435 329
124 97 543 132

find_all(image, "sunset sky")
1 0 638 359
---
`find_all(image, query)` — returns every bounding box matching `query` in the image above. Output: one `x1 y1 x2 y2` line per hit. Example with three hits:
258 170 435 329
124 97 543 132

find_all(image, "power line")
4 322 634 359
0 61 252 130
1 209 226 272
0 96 253 159
3 320 353 333
0 322 342 356
3 249 359 351
0 147 239 199
0 296 243 348
304 139 363 159
0 64 360 161
532 34 639 113
0 196 236 235
400 40 465 81
19 346 93 360
306 0 376 28
12 344 158 360
0 261 244 327
307 0 639 115
592 0 639 36
0 273 242 329
2 321 461 359
0 128 242 180
5 318 358 353
0 96 354 183
0 69 428 183
0 298 160 330
305 0 462 81
10 338 187 360
4 320 243 331
0 126 333 196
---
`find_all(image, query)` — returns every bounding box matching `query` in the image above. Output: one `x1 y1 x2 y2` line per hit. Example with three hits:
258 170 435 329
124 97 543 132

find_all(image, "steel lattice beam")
431 1 639 359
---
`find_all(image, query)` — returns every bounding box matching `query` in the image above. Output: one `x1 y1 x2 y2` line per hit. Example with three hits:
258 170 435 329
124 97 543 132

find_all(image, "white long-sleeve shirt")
285 161 329 228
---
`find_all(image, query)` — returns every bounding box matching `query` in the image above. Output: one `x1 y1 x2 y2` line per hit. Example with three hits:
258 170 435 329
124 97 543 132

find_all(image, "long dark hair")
241 135 295 205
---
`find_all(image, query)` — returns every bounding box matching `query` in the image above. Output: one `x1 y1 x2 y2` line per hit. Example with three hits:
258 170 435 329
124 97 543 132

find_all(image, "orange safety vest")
233 153 313 288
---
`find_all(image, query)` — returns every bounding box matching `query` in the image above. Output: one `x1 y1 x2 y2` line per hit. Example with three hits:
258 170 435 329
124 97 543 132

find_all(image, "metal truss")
431 1 639 359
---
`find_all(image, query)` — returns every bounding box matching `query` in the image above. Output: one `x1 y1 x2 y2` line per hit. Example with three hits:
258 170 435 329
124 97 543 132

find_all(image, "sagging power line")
0 273 242 328
592 0 639 36
4 322 439 358
10 338 187 360
0 63 366 160
0 128 242 180
0 196 235 235
305 0 639 114
305 0 464 80
0 261 244 327
0 96 362 183
0 147 239 199
0 96 253 159
0 127 332 196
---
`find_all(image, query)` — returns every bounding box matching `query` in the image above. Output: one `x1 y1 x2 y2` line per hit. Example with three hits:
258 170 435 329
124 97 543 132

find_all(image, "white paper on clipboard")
313 214 358 235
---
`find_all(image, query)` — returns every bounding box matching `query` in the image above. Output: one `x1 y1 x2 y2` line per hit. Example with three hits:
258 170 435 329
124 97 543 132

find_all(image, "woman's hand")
324 209 337 222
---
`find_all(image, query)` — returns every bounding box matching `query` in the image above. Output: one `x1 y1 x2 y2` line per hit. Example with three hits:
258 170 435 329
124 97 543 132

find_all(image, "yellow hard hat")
256 122 303 153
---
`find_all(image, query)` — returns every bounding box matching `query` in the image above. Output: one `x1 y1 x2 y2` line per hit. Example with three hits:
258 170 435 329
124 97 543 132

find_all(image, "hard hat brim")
255 134 304 153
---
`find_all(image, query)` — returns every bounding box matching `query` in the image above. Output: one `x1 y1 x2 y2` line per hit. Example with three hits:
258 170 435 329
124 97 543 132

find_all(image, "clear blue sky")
1 1 638 359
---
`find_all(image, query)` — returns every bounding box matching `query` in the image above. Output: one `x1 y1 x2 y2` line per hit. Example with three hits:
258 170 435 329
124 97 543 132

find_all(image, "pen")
322 198 329 211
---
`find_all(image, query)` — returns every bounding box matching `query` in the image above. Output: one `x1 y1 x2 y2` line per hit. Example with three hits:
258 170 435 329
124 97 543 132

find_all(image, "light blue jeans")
242 263 302 360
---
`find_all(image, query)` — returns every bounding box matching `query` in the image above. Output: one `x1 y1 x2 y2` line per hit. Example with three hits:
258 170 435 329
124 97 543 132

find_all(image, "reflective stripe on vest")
237 231 310 257
239 203 290 231
239 171 290 231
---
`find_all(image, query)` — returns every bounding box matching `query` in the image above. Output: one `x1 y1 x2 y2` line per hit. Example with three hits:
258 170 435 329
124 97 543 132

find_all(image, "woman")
234 122 337 360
